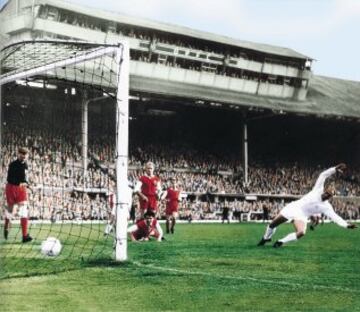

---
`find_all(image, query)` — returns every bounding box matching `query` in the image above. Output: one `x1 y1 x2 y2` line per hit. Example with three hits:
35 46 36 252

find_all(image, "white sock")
104 224 113 235
279 232 297 244
264 225 276 240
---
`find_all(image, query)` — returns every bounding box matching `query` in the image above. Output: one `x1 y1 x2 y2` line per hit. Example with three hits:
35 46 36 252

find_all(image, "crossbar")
0 46 118 86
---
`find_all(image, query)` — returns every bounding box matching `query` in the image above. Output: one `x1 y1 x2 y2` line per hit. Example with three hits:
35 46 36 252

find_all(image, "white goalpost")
115 42 130 261
0 39 130 262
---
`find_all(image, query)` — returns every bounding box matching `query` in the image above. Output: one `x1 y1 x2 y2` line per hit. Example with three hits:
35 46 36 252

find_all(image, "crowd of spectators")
128 143 360 196
1 116 359 222
175 198 360 222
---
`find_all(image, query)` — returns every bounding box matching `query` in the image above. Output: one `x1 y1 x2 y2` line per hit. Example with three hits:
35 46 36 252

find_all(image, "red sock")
20 218 28 237
5 218 10 230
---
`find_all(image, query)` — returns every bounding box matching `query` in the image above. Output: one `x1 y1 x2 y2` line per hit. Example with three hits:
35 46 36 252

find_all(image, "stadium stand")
1 0 359 224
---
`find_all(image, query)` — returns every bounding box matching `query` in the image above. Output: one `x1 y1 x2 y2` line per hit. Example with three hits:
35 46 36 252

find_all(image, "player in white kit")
257 163 357 248
104 183 133 236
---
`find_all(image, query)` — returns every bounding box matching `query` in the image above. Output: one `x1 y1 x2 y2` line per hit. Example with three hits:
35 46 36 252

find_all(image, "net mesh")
0 40 124 278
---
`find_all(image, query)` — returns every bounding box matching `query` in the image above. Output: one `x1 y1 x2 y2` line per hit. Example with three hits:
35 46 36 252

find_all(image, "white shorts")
280 203 308 223
312 213 322 218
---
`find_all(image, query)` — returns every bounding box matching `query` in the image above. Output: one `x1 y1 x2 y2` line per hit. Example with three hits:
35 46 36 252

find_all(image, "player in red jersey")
127 210 163 242
135 162 161 218
162 177 181 234
4 147 32 243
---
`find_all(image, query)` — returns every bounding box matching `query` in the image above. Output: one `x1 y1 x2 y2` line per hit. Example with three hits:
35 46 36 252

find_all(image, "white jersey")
281 167 348 227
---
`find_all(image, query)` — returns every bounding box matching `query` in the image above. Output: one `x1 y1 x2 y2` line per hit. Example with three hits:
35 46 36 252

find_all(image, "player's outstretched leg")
273 220 306 248
273 233 297 248
19 203 32 243
257 215 287 246
273 241 283 248
257 224 278 246
4 209 13 240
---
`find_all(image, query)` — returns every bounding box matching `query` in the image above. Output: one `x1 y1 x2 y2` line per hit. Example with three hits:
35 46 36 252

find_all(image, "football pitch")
0 223 359 311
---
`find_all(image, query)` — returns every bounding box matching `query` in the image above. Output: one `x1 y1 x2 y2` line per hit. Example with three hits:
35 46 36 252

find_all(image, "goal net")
0 39 129 278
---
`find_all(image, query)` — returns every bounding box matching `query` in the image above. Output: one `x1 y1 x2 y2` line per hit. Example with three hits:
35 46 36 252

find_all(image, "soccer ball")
41 237 62 257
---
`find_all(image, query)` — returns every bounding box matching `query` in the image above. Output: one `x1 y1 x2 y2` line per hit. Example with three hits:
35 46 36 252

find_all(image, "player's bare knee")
5 209 14 220
296 231 305 238
18 203 28 218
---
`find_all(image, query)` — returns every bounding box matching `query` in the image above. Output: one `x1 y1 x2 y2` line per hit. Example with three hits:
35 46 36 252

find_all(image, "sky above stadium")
1 0 359 81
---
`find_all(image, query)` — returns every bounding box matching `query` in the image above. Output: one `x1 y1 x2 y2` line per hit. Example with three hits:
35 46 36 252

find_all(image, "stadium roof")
1 39 359 119
305 76 360 119
130 75 360 119
3 0 311 61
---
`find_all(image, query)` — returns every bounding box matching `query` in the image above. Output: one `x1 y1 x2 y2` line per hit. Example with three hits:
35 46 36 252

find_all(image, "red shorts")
166 205 178 215
140 196 158 211
5 183 27 206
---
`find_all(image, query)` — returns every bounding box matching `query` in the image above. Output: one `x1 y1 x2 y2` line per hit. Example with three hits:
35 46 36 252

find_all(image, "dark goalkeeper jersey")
7 159 28 185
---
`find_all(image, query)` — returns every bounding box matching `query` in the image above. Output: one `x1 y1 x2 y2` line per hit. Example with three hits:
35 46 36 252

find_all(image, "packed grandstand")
1 95 359 223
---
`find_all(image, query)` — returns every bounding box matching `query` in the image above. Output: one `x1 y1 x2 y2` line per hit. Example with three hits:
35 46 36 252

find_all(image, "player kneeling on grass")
257 163 357 248
127 210 163 242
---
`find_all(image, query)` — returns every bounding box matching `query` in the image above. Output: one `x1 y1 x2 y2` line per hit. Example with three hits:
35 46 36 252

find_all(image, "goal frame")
0 39 130 262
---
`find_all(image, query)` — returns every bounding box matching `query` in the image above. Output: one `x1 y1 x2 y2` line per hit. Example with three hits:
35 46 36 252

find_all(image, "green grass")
1 223 359 311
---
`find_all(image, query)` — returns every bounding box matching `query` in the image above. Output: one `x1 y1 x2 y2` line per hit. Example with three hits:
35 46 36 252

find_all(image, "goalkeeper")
4 147 32 243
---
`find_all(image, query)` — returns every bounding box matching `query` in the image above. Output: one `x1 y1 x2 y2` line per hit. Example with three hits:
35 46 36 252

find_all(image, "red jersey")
132 218 158 240
139 175 160 211
165 187 180 214
139 175 160 196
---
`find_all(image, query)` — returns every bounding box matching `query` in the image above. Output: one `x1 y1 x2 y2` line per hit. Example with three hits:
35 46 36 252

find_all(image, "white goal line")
132 261 360 294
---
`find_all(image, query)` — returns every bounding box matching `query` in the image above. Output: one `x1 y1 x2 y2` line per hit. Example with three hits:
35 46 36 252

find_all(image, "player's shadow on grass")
83 257 132 268
0 256 131 280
